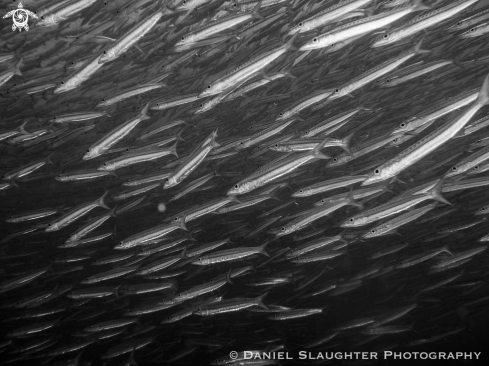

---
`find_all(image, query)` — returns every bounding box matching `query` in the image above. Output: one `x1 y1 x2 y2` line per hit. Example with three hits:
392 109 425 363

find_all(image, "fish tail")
251 0 264 20
341 132 355 156
259 242 270 257
140 103 151 121
169 141 179 157
312 138 332 160
429 179 452 206
477 73 489 106
13 58 22 76
256 292 269 309
177 217 188 231
286 32 299 52
412 0 431 12
226 269 233 285
97 191 110 210
346 188 362 208
413 37 430 55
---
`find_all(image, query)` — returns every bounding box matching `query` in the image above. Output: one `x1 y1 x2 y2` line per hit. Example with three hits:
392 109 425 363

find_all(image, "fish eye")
386 79 391 83
299 189 303 193
298 22 303 27
349 218 354 222
235 184 239 188
279 113 283 116
457 22 461 26
181 36 185 40
207 86 211 89
474 166 480 170
313 38 318 43
333 158 337 162
371 229 376 233
383 34 388 39
281 227 285 231
335 89 339 93
375 169 380 174
451 167 457 171
470 28 475 32
400 123 406 127
482 207 486 211
200 104 203 107
321 199 325 203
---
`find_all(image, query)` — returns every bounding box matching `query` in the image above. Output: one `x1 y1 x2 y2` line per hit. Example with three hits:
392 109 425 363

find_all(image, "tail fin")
346 188 363 208
139 103 151 121
341 132 355 156
169 141 179 157
477 72 489 106
259 242 270 257
286 32 299 52
256 292 269 309
251 0 264 20
412 0 431 12
413 37 430 55
13 58 22 76
97 191 110 210
312 137 332 160
428 179 451 205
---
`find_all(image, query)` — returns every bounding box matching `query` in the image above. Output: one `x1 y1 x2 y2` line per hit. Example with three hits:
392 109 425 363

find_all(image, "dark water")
1 0 489 365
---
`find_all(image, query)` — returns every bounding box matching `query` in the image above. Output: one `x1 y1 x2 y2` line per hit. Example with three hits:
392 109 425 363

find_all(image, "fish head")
164 176 178 189
372 31 398 48
378 76 399 88
99 49 116 64
83 146 100 160
175 34 196 47
340 215 366 228
390 116 417 135
444 165 460 178
227 182 248 195
447 19 467 32
44 222 59 232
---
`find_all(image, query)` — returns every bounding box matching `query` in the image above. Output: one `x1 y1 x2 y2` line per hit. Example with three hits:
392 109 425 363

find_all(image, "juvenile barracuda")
460 23 489 38
289 0 373 35
363 73 489 185
372 0 479 47
97 145 177 171
84 104 151 160
236 118 297 150
327 133 405 167
299 0 429 51
45 192 110 232
54 53 104 94
361 202 437 238
227 138 331 195
269 134 353 154
55 169 117 182
115 218 187 249
98 10 166 64
325 39 430 101
50 111 110 123
36 0 98 26
191 243 269 265
80 266 139 284
342 180 449 228
65 208 116 244
378 60 454 88
314 185 386 206
286 232 348 258
193 293 268 316
174 2 263 50
292 175 368 198
277 191 361 236
6 207 62 223
199 34 298 98
164 130 219 188
444 144 489 178
96 84 166 108
300 107 364 137
390 88 479 134
276 89 334 121
150 93 201 110
447 6 489 32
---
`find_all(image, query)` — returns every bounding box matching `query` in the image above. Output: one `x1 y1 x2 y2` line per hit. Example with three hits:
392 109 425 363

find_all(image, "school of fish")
1 0 489 364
